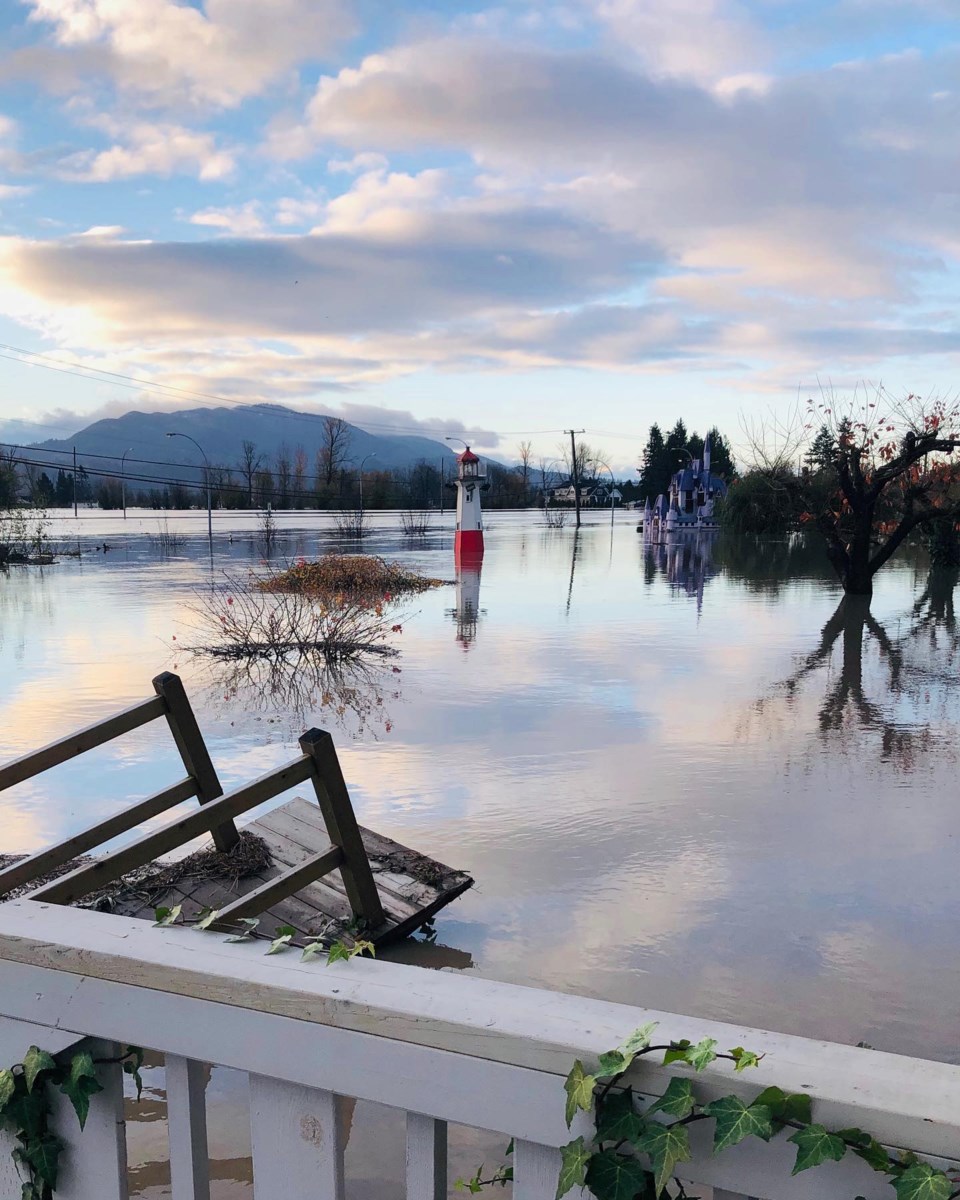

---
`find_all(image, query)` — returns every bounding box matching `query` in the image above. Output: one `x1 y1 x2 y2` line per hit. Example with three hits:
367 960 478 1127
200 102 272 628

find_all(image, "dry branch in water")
180 575 403 660
258 554 447 598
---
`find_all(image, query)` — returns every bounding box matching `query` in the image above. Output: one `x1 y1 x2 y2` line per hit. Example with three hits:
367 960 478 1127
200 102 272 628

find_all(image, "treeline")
637 421 736 502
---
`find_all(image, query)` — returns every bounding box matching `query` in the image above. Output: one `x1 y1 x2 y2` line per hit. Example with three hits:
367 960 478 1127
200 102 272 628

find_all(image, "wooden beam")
0 777 198 897
212 846 344 928
0 695 166 791
31 755 313 905
299 730 385 928
153 673 238 853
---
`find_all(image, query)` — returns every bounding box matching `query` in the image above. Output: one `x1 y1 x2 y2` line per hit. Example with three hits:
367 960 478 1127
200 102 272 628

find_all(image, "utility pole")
72 446 78 518
565 429 585 529
439 456 444 516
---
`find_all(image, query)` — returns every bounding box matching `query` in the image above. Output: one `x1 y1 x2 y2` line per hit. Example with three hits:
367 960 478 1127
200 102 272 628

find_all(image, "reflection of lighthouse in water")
453 552 484 648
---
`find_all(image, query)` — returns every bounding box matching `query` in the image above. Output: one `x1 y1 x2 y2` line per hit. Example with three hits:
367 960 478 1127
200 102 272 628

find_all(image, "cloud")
190 202 265 236
55 121 235 182
21 0 355 108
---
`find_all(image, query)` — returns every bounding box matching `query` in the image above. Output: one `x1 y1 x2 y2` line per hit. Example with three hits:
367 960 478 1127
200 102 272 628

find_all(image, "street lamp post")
358 452 377 517
166 431 212 544
120 446 134 519
602 463 618 528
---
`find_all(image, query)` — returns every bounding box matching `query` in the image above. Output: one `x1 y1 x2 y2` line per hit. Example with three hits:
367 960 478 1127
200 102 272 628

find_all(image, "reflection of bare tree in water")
196 652 402 741
751 575 960 768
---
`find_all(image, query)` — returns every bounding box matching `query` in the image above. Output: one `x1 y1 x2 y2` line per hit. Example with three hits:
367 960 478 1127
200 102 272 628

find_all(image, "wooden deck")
105 795 472 947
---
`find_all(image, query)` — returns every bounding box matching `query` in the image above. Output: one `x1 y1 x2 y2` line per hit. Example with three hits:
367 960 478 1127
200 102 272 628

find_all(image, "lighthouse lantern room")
454 447 485 560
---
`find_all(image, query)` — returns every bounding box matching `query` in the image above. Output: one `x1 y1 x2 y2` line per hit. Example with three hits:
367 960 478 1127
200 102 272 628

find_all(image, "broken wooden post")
299 729 386 929
153 672 238 852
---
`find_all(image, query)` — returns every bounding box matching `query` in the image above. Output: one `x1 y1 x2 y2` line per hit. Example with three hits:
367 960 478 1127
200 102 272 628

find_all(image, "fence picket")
51 1040 128 1200
249 1075 345 1200
166 1055 210 1200
406 1113 447 1200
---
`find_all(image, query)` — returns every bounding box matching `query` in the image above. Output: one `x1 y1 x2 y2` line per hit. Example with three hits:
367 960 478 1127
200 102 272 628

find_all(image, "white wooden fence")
0 899 957 1199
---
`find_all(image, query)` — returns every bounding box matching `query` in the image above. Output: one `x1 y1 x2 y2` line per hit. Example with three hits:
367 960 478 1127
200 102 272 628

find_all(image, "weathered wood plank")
31 755 313 904
406 1113 447 1200
1 902 959 1166
51 1040 129 1200
0 695 166 791
165 1054 210 1200
0 777 198 897
212 846 344 927
299 730 385 926
153 673 237 853
249 1076 345 1200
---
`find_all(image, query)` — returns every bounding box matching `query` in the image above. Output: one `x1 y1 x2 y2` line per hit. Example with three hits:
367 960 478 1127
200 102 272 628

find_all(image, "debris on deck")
0 673 472 948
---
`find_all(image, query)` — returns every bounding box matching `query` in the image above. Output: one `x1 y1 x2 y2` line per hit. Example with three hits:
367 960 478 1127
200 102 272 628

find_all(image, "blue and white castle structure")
640 433 728 538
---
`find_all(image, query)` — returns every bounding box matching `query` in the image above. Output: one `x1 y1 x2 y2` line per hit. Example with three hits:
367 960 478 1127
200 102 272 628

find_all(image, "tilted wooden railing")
0 675 386 931
0 900 957 1200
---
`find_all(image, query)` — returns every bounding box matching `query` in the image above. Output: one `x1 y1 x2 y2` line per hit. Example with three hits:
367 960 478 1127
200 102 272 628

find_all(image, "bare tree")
275 444 292 510
239 440 265 507
518 441 533 503
292 445 308 509
318 417 352 487
746 389 960 596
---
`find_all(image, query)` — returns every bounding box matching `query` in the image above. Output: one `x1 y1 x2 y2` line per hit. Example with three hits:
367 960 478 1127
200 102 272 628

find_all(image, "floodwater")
2 507 959 1197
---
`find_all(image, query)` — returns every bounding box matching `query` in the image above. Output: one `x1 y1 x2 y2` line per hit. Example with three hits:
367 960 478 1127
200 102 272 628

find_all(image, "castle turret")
703 432 712 474
454 447 485 562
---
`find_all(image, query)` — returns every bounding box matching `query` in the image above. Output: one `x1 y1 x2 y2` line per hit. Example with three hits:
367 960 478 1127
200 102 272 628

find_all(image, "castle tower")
454 447 485 562
703 432 712 474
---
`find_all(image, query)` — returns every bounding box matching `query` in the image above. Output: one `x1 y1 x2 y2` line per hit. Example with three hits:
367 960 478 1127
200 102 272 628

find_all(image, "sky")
1 0 959 469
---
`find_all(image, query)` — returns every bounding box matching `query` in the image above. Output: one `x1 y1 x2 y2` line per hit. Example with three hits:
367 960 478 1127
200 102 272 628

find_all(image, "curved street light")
601 462 618 528
358 452 377 516
120 446 134 520
166 431 212 543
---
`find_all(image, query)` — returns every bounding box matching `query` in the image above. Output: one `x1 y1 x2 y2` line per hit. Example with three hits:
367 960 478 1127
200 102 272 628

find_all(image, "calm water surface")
2 508 958 1196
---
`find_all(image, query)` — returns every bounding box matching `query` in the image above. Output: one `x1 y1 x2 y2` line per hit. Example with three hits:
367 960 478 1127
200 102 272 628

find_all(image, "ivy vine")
0 1044 144 1199
458 1021 960 1200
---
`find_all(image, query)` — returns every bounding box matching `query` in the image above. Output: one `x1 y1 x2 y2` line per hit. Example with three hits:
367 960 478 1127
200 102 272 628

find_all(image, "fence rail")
0 899 957 1199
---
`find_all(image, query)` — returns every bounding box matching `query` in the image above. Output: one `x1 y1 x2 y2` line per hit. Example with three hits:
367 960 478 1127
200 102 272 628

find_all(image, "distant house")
640 433 727 535
550 483 622 505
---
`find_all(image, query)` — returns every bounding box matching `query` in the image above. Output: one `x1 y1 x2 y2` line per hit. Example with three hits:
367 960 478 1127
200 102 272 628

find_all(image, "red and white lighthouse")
454 447 485 562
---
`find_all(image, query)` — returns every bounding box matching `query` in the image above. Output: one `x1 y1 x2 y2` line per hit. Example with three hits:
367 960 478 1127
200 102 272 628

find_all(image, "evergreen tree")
704 426 736 478
806 424 836 472
54 469 73 507
639 423 670 501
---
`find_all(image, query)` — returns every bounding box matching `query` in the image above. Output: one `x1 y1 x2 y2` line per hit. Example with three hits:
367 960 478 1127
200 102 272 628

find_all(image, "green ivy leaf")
595 1049 632 1080
22 1133 63 1188
266 927 296 955
301 941 326 963
662 1040 691 1067
5 1086 48 1140
22 1047 56 1094
705 1096 773 1153
586 1148 653 1200
754 1085 811 1128
729 1047 762 1072
327 941 350 965
21 1181 41 1200
685 1038 719 1072
59 1052 104 1130
224 918 261 942
596 1088 645 1144
556 1136 592 1199
836 1129 891 1174
0 1068 16 1112
635 1122 691 1195
195 907 220 931
122 1046 145 1101
647 1077 695 1120
788 1124 846 1174
892 1163 953 1200
619 1022 659 1058
563 1060 597 1127
153 904 182 927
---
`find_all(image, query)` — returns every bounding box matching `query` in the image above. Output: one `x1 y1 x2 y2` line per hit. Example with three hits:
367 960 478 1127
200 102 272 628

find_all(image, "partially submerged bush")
258 554 446 598
182 578 402 661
